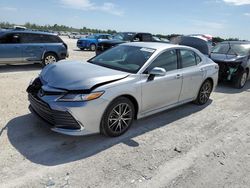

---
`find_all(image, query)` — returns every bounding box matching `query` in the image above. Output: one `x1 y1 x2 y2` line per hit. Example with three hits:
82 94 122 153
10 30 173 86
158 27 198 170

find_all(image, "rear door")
0 33 22 64
178 49 205 101
20 33 45 62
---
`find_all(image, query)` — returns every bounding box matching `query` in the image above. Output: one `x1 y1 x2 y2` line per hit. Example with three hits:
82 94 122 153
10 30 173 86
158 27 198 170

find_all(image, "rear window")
180 49 197 68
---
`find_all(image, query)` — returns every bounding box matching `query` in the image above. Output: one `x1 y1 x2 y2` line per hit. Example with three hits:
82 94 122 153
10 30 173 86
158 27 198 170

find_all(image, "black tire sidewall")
234 70 248 89
101 97 135 137
90 44 96 51
195 80 212 105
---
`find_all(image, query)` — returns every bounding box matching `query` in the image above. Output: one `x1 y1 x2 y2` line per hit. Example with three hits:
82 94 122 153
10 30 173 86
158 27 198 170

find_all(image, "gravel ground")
0 37 250 188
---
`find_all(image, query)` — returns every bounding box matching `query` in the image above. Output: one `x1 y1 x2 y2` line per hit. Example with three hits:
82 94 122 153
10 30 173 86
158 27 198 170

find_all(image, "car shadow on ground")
6 100 212 166
73 49 94 52
0 64 41 73
215 81 250 94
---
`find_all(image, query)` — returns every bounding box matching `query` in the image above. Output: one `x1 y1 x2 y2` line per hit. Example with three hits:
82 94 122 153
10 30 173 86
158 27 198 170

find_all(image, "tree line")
0 22 117 34
0 22 241 43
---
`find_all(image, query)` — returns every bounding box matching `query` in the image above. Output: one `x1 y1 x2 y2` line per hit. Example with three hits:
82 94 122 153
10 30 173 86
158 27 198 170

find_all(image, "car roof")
220 41 250 45
0 29 57 36
120 42 180 51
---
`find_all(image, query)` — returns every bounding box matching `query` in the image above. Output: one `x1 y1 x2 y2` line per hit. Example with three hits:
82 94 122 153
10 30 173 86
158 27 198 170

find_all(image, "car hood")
40 61 129 91
210 53 246 63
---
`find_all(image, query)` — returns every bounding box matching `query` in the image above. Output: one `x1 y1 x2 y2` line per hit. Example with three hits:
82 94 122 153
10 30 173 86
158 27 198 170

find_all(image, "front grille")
29 94 81 130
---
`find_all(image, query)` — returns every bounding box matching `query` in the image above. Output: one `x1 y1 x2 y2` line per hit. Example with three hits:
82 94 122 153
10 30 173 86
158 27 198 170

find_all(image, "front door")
141 49 182 114
0 33 22 64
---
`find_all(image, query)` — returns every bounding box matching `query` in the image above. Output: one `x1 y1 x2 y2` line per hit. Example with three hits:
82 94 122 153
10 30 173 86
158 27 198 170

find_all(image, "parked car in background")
170 35 212 56
27 42 218 137
68 32 81 39
13 25 27 30
210 41 250 88
77 33 112 51
96 32 154 55
0 30 68 66
152 36 170 43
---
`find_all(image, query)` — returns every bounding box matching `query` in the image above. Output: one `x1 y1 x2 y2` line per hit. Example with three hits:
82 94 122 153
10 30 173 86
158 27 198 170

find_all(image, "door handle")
175 74 182 79
200 68 205 72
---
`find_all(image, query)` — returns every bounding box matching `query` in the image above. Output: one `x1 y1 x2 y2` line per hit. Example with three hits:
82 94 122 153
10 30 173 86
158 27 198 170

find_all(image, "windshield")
152 36 161 42
211 43 250 56
87 35 97 39
88 45 155 73
113 33 135 41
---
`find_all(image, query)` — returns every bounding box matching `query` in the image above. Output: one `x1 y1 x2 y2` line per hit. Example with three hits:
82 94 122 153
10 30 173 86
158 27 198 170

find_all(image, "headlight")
57 91 104 102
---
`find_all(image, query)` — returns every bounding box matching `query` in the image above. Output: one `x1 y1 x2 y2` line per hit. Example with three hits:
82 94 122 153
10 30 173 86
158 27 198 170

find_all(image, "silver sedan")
27 42 219 137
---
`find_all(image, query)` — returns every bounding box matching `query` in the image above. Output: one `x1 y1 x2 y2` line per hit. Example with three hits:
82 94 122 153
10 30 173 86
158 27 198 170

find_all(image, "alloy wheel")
44 55 57 65
240 72 248 87
108 103 133 134
90 44 96 51
200 81 212 104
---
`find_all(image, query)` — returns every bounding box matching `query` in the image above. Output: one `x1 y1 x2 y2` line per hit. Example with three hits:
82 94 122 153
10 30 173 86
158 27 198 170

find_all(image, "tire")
90 44 96 51
101 97 135 137
194 80 213 105
80 48 84 51
42 53 58 67
233 70 248 89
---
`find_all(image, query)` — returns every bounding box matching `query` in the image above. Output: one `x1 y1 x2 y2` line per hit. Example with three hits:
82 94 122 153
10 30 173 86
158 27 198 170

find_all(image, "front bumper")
77 41 88 49
28 92 110 136
29 93 82 128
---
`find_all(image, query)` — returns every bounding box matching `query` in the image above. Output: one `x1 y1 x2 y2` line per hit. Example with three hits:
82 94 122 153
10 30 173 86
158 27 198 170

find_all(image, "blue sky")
0 0 250 39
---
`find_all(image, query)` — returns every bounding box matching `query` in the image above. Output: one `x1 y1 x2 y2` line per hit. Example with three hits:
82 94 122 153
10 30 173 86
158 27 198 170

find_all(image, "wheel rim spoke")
45 56 56 65
200 82 211 103
241 73 247 86
108 103 132 134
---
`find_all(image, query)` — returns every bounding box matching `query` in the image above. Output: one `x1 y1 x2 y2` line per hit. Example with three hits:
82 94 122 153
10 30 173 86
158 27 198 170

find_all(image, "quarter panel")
178 64 205 101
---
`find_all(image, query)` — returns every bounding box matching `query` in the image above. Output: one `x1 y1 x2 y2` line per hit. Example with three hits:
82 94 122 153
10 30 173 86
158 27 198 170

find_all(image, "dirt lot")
0 37 250 188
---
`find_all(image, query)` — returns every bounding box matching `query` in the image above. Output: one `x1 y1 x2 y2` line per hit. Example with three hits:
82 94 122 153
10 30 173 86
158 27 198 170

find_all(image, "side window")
180 49 197 68
20 33 42 43
147 50 178 72
133 34 141 42
41 35 61 43
0 33 20 44
103 35 110 39
195 54 202 64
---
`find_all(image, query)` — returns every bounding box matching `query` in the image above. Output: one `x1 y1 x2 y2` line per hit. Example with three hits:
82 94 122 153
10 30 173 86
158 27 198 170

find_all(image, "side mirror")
149 67 166 76
147 67 166 81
